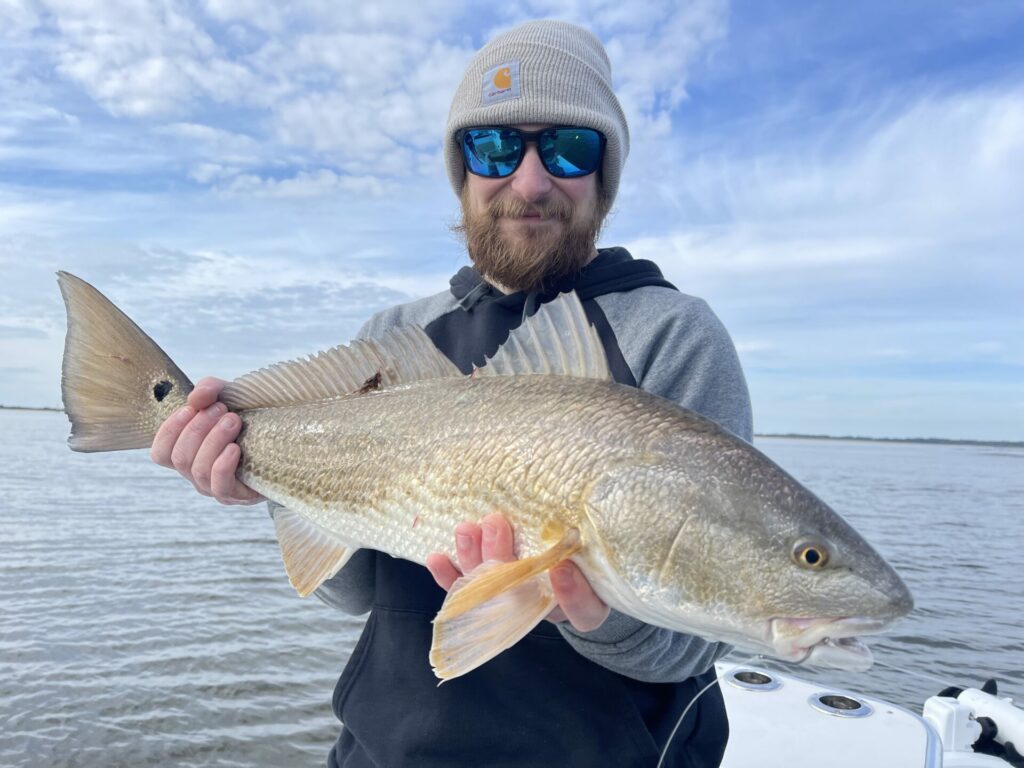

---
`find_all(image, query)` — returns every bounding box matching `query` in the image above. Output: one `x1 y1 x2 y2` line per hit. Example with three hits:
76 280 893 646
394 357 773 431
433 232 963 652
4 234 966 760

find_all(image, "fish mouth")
769 616 890 672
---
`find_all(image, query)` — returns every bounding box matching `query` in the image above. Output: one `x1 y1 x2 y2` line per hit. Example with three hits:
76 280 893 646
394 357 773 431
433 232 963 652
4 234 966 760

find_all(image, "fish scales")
234 374 674 568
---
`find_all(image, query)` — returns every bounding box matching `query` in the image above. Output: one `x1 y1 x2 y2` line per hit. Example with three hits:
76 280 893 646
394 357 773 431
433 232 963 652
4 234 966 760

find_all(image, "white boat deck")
716 663 1011 767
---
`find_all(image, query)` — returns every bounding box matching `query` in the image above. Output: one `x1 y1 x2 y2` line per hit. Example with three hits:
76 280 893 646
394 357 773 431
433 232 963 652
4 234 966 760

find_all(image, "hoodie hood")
450 247 676 315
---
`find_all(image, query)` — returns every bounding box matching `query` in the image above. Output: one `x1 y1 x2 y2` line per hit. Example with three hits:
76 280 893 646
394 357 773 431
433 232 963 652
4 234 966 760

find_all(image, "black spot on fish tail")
153 380 173 401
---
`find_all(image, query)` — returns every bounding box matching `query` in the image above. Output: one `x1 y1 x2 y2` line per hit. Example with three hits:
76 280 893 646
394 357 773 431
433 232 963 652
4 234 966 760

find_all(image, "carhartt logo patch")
482 61 520 105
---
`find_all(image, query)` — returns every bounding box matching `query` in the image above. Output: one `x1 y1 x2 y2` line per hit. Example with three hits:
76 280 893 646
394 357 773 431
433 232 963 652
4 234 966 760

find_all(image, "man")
151 20 752 768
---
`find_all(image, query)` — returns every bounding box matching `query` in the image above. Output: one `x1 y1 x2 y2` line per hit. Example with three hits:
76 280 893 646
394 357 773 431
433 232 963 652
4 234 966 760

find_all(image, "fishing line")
656 654 763 768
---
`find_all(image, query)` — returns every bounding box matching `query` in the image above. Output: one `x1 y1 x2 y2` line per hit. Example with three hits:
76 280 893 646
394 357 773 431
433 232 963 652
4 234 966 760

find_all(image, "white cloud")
734 339 779 356
155 121 264 173
217 169 394 198
200 0 287 33
0 0 39 36
502 0 729 138
604 0 729 125
7 2 477 180
622 88 1024 280
7 1 729 187
970 341 1008 359
0 190 72 236
45 0 230 117
156 121 255 146
627 230 911 276
269 37 471 173
188 162 229 183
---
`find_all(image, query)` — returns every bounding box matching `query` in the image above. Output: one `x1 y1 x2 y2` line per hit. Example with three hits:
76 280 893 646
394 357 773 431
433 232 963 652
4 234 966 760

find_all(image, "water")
2 410 1022 766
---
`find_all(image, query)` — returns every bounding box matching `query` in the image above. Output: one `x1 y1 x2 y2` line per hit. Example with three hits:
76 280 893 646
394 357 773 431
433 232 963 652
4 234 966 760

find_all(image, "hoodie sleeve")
556 287 752 681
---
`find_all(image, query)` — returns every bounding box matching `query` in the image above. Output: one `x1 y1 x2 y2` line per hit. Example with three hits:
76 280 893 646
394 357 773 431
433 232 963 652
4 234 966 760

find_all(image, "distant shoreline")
1 406 1018 448
756 433 1023 449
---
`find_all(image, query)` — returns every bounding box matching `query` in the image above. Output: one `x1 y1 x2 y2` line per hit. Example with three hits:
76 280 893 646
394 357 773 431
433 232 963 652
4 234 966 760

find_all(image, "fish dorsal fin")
476 291 611 380
221 326 461 410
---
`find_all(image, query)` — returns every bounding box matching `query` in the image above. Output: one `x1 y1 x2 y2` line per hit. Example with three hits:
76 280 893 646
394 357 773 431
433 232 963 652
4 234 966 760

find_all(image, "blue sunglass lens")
462 129 523 177
541 129 603 178
461 128 603 178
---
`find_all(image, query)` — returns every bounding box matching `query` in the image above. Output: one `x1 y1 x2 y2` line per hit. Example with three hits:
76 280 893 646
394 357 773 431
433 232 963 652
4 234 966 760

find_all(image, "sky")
1 0 1022 441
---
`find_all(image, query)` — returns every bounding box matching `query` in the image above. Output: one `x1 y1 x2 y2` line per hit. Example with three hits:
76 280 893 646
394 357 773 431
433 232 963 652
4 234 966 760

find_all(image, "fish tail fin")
57 272 194 453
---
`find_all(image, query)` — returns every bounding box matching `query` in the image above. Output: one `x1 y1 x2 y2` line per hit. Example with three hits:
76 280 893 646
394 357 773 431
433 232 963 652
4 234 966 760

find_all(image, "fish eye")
793 540 829 569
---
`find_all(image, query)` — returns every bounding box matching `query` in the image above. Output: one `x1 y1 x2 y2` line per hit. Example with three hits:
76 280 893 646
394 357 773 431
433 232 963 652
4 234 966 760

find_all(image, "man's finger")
550 562 609 632
210 443 263 505
187 377 226 411
479 512 515 562
150 405 195 468
169 402 227 481
431 514 520 596
191 411 242 494
454 521 483 575
426 553 462 591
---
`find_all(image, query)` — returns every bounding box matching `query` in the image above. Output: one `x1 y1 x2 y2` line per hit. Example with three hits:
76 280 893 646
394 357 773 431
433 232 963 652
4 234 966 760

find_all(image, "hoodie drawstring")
457 281 491 311
522 289 541 321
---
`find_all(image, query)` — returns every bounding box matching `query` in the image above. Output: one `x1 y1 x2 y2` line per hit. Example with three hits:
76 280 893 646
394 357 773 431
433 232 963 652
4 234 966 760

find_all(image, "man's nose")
509 143 553 202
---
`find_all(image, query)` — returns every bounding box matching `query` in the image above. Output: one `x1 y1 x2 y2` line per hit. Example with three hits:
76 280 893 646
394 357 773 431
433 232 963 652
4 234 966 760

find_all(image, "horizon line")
2 405 1019 448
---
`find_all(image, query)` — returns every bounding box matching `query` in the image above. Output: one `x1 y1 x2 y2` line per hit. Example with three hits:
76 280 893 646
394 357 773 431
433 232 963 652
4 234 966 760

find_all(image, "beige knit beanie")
445 20 629 206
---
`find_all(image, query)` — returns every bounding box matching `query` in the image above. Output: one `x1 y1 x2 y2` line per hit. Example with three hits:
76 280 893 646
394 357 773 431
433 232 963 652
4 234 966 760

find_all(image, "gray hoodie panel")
593 286 752 441
356 290 461 341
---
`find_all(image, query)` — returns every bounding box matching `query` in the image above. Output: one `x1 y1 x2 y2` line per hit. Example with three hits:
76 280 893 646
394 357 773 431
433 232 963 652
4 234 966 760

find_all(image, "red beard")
453 188 608 292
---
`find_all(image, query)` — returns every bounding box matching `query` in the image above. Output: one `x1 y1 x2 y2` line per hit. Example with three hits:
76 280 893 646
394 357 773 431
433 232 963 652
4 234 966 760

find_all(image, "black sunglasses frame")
457 126 606 179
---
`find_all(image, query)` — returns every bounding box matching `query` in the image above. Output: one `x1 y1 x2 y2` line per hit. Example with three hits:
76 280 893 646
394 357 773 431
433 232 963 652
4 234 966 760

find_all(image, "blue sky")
1 0 1021 441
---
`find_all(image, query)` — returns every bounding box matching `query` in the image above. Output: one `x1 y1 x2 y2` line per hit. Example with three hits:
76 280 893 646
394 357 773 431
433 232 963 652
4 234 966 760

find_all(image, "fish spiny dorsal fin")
476 291 611 381
221 326 461 411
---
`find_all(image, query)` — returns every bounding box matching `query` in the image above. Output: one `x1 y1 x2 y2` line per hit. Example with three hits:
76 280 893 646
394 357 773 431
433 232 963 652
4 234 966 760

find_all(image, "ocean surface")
2 409 1022 766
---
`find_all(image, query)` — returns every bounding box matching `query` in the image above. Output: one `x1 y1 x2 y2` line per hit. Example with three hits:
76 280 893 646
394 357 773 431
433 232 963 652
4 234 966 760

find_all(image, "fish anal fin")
273 508 357 597
431 565 557 681
429 528 582 680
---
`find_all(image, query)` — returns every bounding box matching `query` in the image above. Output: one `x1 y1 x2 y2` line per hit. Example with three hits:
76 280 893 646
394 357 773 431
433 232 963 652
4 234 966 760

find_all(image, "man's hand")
150 377 264 505
425 513 610 632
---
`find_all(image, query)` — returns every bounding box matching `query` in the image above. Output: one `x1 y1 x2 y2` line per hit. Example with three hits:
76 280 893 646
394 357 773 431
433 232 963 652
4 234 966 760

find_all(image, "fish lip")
769 616 888 663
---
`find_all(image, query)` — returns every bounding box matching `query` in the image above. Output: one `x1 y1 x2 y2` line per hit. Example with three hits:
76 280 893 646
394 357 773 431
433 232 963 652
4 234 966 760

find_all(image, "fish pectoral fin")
273 508 358 598
429 529 582 681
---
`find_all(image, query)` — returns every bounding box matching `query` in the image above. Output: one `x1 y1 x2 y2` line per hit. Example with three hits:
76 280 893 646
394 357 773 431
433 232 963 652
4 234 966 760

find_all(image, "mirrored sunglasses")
459 127 605 179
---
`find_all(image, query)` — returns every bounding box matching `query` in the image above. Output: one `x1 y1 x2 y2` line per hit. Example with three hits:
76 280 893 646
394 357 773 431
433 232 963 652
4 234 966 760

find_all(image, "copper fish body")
58 272 913 680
